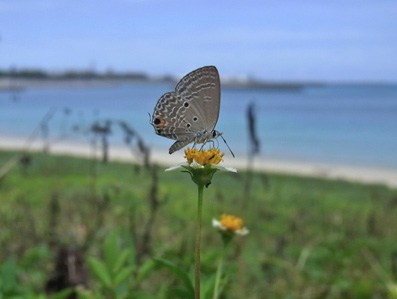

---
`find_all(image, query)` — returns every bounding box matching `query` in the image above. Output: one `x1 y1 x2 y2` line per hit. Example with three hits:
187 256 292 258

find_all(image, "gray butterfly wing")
151 91 198 141
151 66 220 143
175 66 220 132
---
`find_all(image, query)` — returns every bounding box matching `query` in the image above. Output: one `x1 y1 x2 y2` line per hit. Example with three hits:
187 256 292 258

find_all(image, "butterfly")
151 66 233 156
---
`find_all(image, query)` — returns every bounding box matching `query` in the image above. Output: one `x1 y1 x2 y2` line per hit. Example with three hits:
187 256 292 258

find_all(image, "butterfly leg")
215 138 220 149
205 140 217 150
199 140 211 151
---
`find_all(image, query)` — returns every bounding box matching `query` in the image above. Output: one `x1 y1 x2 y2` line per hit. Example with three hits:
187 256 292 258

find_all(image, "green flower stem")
213 255 223 299
194 183 204 299
182 165 218 299
213 244 228 299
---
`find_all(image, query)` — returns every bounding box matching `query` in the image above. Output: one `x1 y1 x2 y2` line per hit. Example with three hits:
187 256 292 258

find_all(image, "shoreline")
2 78 395 92
1 136 396 188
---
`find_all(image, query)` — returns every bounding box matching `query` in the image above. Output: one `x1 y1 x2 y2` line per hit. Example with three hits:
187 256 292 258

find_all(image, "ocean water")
0 82 396 169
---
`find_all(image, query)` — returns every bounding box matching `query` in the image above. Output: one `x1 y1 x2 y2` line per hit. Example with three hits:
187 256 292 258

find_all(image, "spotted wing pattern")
151 66 220 153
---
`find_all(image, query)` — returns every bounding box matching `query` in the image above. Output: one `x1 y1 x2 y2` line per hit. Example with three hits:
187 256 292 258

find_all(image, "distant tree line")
0 68 149 80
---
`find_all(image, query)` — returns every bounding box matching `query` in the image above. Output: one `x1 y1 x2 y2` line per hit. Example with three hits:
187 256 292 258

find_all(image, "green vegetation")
1 150 397 298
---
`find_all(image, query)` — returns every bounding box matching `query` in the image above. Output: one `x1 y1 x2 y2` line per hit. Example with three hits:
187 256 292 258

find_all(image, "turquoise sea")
1 82 397 169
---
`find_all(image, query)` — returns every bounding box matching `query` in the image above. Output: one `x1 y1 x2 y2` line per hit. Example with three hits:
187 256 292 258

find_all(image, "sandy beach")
1 135 396 188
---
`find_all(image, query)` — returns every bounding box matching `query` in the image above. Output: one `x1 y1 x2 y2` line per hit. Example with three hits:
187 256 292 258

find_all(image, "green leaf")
113 249 132 274
169 287 194 298
103 232 119 271
88 257 112 288
202 274 217 299
0 258 20 295
114 266 135 286
135 259 156 285
153 258 194 297
119 230 136 264
49 288 74 299
75 288 98 299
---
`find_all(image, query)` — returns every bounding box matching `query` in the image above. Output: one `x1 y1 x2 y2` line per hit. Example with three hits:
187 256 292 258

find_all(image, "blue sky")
1 0 396 81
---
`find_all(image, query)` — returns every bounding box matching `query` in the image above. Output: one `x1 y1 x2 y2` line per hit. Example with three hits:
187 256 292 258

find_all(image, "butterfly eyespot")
193 117 198 122
212 131 217 137
153 117 166 128
186 123 191 128
184 102 189 107
157 129 162 134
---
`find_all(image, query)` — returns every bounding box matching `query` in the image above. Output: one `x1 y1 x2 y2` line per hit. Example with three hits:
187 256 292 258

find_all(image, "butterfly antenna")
220 135 235 158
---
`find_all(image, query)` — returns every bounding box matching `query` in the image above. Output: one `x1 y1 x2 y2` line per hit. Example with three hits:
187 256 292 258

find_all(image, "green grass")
1 150 397 298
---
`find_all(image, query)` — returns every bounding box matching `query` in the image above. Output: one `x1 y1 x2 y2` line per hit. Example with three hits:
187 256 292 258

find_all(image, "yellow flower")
220 214 244 231
166 148 236 173
212 214 249 236
165 147 236 188
184 147 225 166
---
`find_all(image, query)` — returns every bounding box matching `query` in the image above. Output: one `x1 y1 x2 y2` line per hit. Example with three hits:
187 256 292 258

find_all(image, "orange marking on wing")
154 117 166 128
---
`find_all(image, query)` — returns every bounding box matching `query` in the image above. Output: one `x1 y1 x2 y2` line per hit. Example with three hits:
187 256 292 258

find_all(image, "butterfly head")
211 130 223 140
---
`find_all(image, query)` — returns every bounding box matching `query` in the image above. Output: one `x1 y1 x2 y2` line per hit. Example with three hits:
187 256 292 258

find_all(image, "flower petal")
213 165 237 173
190 161 205 169
212 219 227 231
236 227 250 236
165 162 190 172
